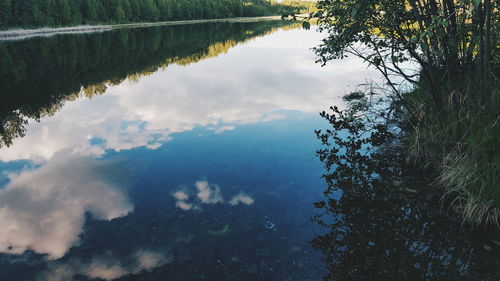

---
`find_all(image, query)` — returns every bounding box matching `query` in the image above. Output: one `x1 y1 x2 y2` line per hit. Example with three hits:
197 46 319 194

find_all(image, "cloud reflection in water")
173 180 255 211
0 153 132 259
37 249 172 281
0 28 378 163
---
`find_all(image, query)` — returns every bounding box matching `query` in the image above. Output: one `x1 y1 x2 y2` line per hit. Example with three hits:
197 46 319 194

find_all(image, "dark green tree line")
0 0 300 29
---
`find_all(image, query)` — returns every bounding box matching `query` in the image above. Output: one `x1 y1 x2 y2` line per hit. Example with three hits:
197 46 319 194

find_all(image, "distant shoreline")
0 16 282 41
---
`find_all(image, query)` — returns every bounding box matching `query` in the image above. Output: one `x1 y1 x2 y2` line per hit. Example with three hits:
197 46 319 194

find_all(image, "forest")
0 0 302 29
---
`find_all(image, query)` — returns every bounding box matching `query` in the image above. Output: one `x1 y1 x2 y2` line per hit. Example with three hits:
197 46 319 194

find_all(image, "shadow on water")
312 100 500 280
0 20 291 148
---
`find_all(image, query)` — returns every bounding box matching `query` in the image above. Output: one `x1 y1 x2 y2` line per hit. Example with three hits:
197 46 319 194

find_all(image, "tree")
82 0 98 23
21 0 36 26
114 5 125 22
0 0 12 28
157 0 172 21
32 3 46 26
54 0 71 25
140 0 159 21
121 0 132 20
311 0 499 111
68 0 82 25
0 0 298 29
128 0 140 21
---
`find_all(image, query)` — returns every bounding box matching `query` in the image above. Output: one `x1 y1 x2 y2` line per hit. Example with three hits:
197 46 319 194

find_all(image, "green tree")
157 0 172 21
121 0 132 20
1 0 298 29
310 0 500 228
0 0 12 28
82 0 98 23
41 0 56 26
114 5 125 22
128 0 140 21
54 0 71 25
313 0 498 109
21 0 36 26
68 0 82 25
140 0 159 21
32 3 46 26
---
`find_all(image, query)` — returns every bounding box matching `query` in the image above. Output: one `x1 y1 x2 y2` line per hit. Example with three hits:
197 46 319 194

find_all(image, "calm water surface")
0 21 498 281
0 21 377 281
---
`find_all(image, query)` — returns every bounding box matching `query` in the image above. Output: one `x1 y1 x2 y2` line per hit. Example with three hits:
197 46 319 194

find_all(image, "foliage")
403 80 500 227
308 0 500 226
0 0 301 29
316 95 396 189
313 0 499 110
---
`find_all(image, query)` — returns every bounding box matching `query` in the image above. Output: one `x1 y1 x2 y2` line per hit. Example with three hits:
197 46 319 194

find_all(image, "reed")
403 78 499 227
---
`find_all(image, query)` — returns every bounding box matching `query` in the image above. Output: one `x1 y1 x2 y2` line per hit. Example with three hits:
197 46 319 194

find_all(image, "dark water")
313 104 500 280
0 20 498 281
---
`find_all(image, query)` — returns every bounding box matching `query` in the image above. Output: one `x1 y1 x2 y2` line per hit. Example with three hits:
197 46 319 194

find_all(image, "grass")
402 77 500 228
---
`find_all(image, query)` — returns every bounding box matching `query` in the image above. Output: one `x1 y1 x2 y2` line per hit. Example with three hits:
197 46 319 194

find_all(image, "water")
0 20 374 281
313 103 500 280
1 20 498 281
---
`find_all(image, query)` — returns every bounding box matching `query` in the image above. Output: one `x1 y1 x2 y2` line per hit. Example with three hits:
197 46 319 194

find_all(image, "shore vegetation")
292 0 499 227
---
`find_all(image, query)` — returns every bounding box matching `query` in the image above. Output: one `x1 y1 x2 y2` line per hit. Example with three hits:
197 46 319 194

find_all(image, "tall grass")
403 77 499 228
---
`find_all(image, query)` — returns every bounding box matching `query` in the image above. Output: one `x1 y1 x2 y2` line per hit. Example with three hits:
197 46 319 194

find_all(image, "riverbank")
402 80 500 228
314 95 500 278
339 78 500 229
305 0 499 229
0 16 282 41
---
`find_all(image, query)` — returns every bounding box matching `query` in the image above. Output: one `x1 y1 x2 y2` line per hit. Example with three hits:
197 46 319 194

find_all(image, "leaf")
472 0 480 8
351 7 358 17
302 21 311 30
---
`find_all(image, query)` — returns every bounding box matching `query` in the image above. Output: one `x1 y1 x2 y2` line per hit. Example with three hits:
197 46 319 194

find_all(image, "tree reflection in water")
312 100 500 280
0 20 291 148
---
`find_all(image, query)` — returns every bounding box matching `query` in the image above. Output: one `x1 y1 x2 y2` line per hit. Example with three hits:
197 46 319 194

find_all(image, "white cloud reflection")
229 192 255 206
173 190 189 201
37 249 172 281
0 153 133 259
175 200 194 211
134 249 170 271
173 181 254 210
0 27 379 163
84 262 128 280
195 180 224 204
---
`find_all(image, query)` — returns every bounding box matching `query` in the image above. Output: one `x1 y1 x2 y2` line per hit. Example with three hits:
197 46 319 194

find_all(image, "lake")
0 20 498 281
